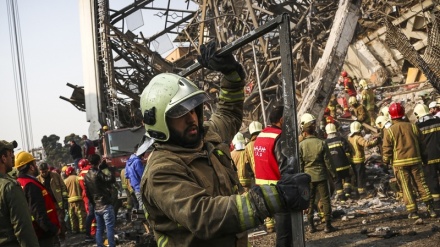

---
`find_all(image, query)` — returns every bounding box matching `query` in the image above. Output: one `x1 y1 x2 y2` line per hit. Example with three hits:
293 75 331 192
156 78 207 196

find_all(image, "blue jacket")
125 154 144 192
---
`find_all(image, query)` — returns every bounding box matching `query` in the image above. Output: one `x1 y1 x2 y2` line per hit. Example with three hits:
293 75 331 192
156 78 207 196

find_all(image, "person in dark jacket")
15 151 60 247
0 140 39 247
84 154 116 247
69 140 82 171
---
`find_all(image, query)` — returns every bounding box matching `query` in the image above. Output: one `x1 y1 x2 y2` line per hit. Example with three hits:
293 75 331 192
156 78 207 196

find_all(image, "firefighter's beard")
168 124 202 148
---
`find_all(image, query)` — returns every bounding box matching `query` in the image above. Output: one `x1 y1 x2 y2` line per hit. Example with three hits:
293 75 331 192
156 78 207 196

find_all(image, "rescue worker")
347 121 378 198
77 159 96 243
383 102 437 219
69 140 82 172
359 79 376 126
349 96 371 125
324 123 352 202
299 113 337 233
120 167 135 220
64 166 86 234
82 135 96 159
245 120 262 174
254 106 291 241
126 144 146 210
37 162 68 241
139 41 310 247
15 151 60 246
327 94 339 118
0 140 39 247
340 71 356 118
428 101 440 117
231 132 253 191
414 103 440 211
84 154 116 247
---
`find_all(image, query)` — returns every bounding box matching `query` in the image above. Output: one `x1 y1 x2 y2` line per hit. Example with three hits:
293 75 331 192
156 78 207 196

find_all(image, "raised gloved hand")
197 41 244 76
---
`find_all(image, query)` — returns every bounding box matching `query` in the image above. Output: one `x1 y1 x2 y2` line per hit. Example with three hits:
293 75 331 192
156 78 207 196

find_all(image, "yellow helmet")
350 121 362 135
103 125 109 131
249 121 263 135
15 151 35 170
325 123 337 134
359 79 368 89
348 96 357 105
414 103 430 118
300 113 316 129
375 116 389 129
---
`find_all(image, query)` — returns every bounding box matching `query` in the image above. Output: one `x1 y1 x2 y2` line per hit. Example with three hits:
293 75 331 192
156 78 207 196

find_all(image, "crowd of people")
2 41 440 247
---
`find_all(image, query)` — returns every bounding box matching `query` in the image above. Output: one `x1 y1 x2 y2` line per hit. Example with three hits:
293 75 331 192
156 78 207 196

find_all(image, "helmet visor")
166 93 210 118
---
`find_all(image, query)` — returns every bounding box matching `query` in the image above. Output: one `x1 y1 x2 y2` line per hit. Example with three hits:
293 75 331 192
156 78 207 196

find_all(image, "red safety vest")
253 126 282 185
78 166 91 213
17 176 60 238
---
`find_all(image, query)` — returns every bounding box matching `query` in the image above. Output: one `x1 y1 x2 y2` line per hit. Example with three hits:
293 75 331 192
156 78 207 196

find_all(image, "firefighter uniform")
120 168 134 216
353 104 371 125
64 172 86 233
245 135 257 174
348 130 378 196
361 87 376 126
78 164 96 238
416 116 440 210
299 135 336 231
383 119 434 215
325 135 352 201
231 147 253 191
0 173 39 247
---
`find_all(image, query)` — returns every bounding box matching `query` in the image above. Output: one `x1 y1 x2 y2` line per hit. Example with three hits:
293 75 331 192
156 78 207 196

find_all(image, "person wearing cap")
324 124 353 202
37 162 68 241
383 102 437 219
299 113 336 233
413 103 440 212
0 141 39 247
347 121 378 199
231 132 253 192
428 101 440 118
15 151 60 246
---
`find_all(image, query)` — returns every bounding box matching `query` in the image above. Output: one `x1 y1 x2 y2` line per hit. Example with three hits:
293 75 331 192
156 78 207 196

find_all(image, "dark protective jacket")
141 74 266 247
353 104 371 124
416 115 440 165
383 119 425 167
0 173 39 247
325 135 352 171
230 149 253 187
84 167 116 211
254 126 282 184
17 175 60 239
299 135 336 182
70 143 82 160
244 135 257 173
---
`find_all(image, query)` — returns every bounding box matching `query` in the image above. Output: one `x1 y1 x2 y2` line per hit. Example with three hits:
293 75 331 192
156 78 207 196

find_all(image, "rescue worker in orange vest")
64 166 86 234
254 106 291 245
245 121 263 174
383 102 437 219
347 121 378 198
15 151 60 247
231 132 253 191
359 79 376 126
414 103 440 212
299 113 337 233
77 159 96 243
340 71 356 118
324 123 352 202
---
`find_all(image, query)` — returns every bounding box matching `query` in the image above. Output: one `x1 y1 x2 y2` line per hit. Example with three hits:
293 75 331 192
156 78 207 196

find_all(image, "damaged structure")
60 0 440 138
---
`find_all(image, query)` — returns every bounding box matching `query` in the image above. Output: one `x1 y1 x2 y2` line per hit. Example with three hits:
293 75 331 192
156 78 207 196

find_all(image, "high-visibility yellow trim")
68 196 82 202
258 132 279 139
157 234 169 247
336 165 350 171
428 158 440 165
255 178 278 185
219 88 244 102
392 157 422 167
328 143 342 149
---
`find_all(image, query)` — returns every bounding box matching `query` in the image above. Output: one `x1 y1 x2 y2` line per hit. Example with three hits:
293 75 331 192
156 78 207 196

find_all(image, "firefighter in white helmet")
231 132 253 191
299 113 337 233
139 41 311 247
428 101 440 118
359 79 376 126
349 96 371 126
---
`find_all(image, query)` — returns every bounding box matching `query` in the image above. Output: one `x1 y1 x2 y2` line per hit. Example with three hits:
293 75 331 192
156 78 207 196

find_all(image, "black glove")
197 41 241 75
276 172 311 211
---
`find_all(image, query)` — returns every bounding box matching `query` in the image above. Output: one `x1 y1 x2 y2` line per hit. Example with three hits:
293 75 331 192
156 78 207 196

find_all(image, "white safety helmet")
428 101 437 109
325 123 337 134
348 96 358 105
232 132 245 150
375 116 389 129
249 121 263 135
359 79 368 89
414 103 430 119
349 121 362 136
300 113 316 129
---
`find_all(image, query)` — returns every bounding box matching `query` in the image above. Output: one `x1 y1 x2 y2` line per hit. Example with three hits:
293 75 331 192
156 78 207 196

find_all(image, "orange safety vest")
17 176 60 238
254 126 282 185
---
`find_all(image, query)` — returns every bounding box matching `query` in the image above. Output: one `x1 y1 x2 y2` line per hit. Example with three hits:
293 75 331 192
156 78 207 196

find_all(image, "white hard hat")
428 101 437 109
375 116 389 129
414 103 430 118
325 123 337 134
300 113 316 129
349 121 362 136
249 121 263 135
232 132 245 150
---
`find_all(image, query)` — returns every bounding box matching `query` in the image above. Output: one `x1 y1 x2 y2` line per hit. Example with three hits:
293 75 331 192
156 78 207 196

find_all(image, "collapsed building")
60 0 440 138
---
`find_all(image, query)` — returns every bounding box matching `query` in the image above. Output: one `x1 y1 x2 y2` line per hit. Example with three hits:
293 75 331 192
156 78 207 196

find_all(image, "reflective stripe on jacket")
253 126 282 184
348 134 377 164
325 136 351 170
64 175 83 203
416 117 440 165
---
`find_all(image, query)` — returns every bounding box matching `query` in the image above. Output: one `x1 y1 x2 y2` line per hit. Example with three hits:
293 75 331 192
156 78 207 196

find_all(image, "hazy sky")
0 1 88 151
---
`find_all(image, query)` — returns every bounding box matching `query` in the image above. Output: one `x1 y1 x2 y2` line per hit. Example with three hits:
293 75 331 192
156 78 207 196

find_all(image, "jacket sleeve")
382 129 393 164
205 73 245 144
6 182 40 247
24 183 58 237
342 138 352 159
357 136 377 148
413 124 427 164
144 160 262 240
323 142 336 178
274 135 289 175
55 173 68 201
